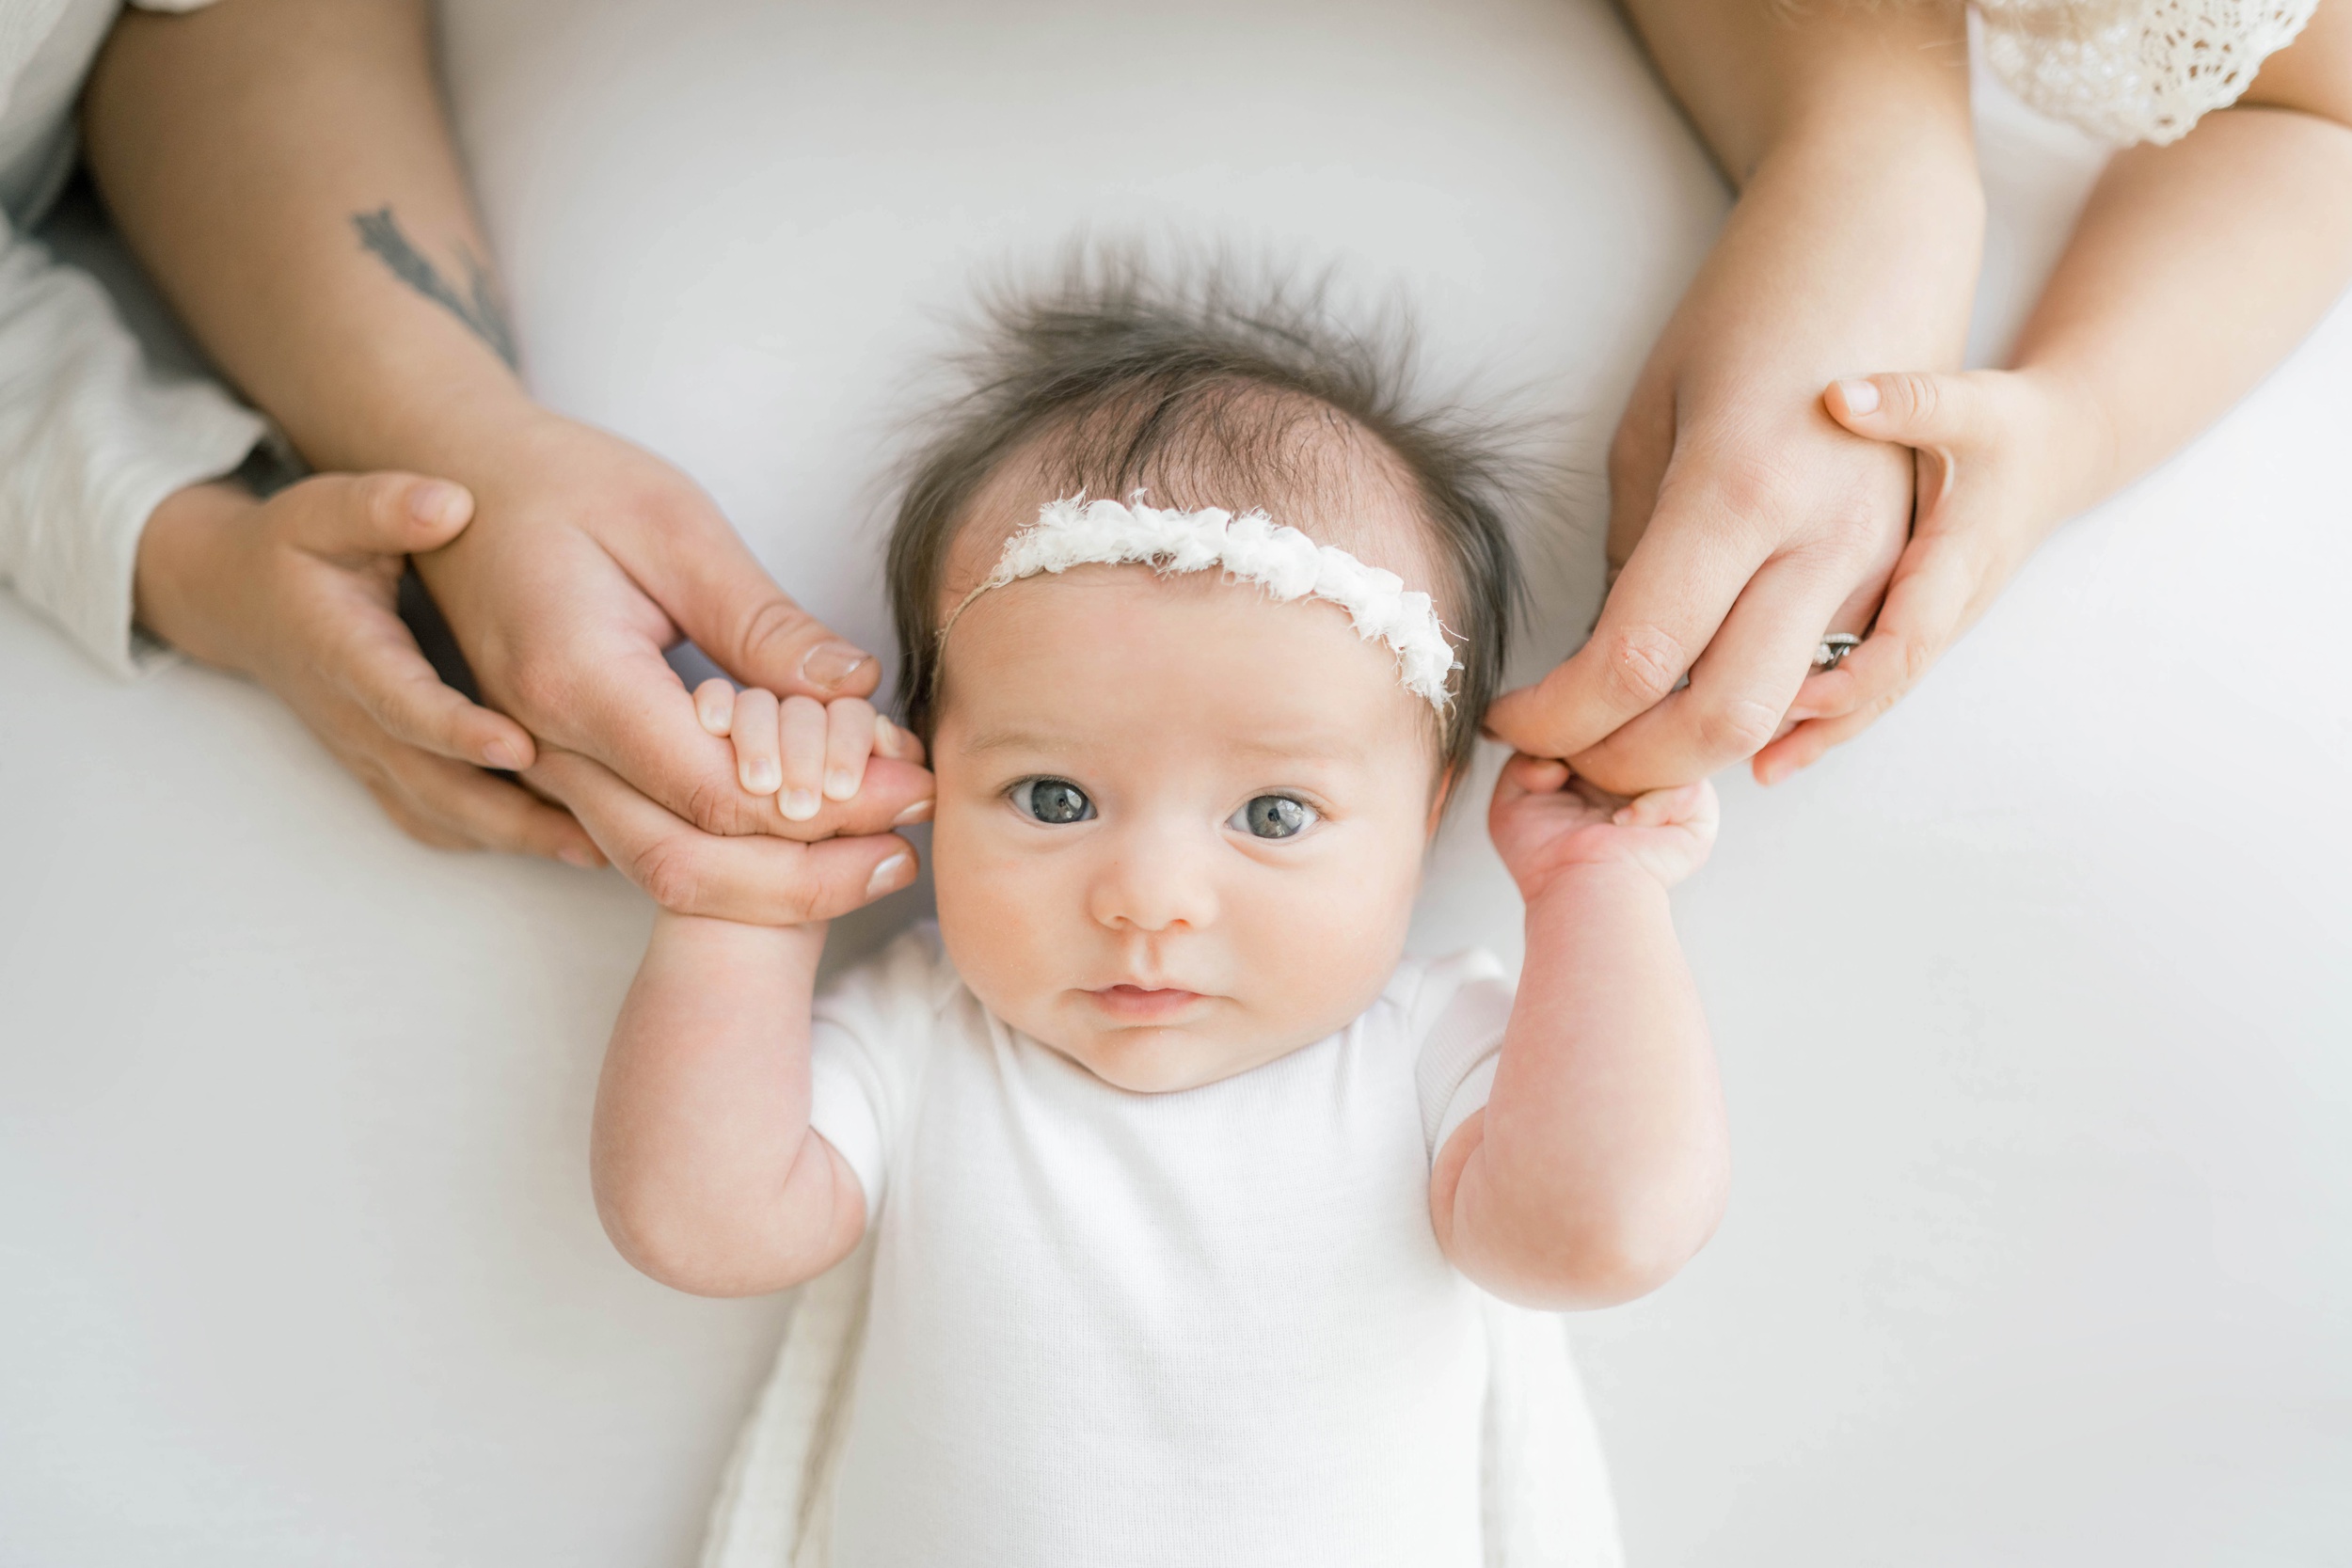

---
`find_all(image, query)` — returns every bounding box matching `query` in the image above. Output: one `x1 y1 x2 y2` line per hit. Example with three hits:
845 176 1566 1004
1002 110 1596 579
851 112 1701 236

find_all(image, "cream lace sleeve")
1978 0 2322 143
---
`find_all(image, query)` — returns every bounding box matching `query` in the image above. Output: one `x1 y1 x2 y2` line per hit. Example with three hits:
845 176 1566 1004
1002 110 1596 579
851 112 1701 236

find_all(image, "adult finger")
1751 526 1983 784
541 751 919 923
633 502 882 704
286 471 477 558
1565 549 1850 794
1485 472 1775 761
376 745 605 864
322 599 537 771
1824 372 1995 468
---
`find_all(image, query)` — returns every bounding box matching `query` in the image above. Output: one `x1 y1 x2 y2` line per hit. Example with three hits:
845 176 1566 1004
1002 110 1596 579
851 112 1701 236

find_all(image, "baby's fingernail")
1613 808 1632 825
745 759 782 794
781 787 821 821
866 852 911 897
408 480 469 528
558 845 600 869
891 798 933 827
1836 378 1880 416
824 768 861 801
873 713 900 753
800 641 872 691
483 739 521 770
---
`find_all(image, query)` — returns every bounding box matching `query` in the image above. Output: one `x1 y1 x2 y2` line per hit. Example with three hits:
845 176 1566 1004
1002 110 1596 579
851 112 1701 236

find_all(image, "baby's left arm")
1430 757 1728 1308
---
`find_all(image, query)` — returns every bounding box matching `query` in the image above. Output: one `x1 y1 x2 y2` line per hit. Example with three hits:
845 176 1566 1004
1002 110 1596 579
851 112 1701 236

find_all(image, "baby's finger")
871 711 926 766
728 687 783 796
693 677 737 736
1500 753 1572 797
326 605 535 771
823 697 878 801
1612 782 1707 828
778 695 828 821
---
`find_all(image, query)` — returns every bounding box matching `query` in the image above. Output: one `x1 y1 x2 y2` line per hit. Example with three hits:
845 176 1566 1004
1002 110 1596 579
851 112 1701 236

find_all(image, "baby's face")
929 564 1439 1092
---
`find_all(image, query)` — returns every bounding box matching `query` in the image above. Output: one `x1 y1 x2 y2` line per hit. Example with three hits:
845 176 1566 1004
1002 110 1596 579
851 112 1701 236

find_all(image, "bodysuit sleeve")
804 924 955 1214
1405 949 1517 1163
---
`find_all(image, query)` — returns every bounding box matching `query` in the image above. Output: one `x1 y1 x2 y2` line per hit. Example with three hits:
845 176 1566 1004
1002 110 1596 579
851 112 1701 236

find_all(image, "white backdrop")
3 1 2347 1562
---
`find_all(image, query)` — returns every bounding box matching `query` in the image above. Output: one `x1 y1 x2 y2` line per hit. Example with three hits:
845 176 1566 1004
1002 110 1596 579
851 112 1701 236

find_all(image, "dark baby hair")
886 251 1527 792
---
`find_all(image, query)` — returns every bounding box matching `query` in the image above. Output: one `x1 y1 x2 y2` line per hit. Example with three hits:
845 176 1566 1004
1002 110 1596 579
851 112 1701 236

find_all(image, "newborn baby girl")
593 268 1728 1567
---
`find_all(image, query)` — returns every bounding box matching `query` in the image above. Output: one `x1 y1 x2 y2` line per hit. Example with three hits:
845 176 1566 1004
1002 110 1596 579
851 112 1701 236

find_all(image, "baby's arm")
1431 758 1727 1308
593 688 910 1296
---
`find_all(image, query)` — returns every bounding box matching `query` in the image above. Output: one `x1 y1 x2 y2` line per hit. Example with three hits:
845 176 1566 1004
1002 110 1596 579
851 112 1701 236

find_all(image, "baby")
593 269 1729 1566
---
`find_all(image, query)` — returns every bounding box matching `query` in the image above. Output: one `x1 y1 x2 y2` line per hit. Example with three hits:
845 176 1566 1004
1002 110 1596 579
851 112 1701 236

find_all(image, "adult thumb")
287 472 477 557
658 522 881 703
1823 372 1993 452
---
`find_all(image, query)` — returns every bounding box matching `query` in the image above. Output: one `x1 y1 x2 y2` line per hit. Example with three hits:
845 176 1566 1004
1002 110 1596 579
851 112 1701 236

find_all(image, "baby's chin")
1017 1000 1323 1095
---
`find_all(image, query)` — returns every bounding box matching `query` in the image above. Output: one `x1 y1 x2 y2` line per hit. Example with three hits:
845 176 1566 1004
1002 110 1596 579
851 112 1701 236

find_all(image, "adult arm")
1763 1 2352 775
82 0 928 915
1485 0 1982 792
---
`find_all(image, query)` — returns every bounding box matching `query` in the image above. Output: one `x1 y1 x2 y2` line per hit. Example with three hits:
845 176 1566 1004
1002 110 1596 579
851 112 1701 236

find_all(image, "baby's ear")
1425 763 1458 835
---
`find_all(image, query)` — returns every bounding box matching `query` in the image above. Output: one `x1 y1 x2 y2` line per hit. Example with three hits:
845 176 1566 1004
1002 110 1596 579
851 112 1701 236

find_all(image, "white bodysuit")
698 926 1623 1568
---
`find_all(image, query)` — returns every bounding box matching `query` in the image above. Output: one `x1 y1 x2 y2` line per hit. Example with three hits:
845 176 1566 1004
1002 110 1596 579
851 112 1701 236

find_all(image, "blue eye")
1016 778 1095 824
1231 795 1315 840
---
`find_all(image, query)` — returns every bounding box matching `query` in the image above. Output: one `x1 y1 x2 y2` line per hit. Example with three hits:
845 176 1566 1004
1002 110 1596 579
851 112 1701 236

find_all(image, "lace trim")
1979 0 2320 145
941 496 1460 708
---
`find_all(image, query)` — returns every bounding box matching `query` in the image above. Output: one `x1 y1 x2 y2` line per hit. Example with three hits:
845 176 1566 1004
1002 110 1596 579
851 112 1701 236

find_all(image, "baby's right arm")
592 687 917 1296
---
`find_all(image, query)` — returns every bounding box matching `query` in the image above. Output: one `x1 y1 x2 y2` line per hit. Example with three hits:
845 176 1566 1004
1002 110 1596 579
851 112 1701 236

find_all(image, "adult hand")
1485 0 1980 794
135 471 601 863
1750 368 2097 782
409 407 935 911
1484 297 1913 796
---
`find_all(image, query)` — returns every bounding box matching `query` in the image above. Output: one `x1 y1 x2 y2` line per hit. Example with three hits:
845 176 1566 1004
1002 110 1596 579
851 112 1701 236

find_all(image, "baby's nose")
1086 820 1219 934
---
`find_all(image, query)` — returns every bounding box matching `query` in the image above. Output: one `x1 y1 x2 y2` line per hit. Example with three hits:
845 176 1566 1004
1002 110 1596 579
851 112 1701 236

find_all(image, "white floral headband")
937 495 1461 708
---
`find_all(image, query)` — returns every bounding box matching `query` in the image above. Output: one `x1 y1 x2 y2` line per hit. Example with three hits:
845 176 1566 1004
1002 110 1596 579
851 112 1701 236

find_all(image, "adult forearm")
2010 106 2352 509
84 0 534 477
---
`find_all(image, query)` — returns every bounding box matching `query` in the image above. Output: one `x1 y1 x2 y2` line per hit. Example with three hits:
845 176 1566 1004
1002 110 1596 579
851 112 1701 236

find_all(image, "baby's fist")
1487 753 1718 900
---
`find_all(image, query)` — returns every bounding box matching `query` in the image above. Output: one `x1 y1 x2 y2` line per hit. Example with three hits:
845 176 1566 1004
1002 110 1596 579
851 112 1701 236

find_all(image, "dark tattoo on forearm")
352 205 519 370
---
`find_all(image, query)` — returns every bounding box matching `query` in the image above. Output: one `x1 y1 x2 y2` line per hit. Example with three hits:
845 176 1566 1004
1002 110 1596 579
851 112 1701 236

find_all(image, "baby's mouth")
1085 985 1207 1022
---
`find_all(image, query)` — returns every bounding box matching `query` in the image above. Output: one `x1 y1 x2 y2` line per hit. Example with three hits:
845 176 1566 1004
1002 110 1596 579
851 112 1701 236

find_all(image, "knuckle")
677 771 743 835
1696 695 1782 757
736 595 815 668
631 837 705 912
1891 373 1941 427
1595 625 1686 709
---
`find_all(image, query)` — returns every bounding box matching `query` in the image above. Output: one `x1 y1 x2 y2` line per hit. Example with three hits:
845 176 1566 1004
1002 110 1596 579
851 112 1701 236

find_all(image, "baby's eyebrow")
961 724 1372 768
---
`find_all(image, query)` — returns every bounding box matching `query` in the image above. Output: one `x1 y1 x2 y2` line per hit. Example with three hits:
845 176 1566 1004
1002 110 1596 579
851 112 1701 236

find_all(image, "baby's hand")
691 681 926 823
1487 753 1718 900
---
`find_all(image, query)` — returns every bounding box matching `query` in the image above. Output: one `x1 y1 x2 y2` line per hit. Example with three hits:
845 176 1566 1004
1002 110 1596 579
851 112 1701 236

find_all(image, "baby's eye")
1014 778 1095 825
1231 795 1316 840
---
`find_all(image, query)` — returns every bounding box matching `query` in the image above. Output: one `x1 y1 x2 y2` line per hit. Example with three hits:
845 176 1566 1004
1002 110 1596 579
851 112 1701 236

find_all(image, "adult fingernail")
1836 379 1880 416
558 845 600 869
484 739 522 770
408 481 469 527
781 788 821 821
866 852 911 897
824 768 860 801
891 798 933 826
801 641 872 691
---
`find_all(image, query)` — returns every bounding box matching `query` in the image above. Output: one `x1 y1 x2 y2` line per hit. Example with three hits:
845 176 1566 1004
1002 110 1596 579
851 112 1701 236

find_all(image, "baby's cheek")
930 815 1069 1023
1234 839 1418 1033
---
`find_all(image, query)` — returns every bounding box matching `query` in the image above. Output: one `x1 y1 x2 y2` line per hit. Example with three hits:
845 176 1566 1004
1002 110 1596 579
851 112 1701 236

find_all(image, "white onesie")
696 926 1622 1568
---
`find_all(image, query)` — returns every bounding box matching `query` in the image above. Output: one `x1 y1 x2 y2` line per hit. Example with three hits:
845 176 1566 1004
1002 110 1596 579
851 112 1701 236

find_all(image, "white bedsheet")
2 1 2345 1561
